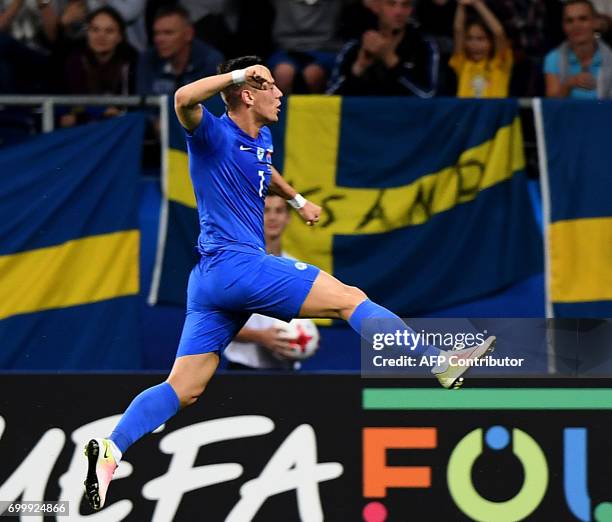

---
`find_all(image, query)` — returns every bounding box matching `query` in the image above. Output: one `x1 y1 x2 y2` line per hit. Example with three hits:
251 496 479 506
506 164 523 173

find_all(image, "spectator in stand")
224 195 319 371
57 0 147 53
59 6 136 127
0 0 57 92
137 5 223 95
494 0 562 96
450 0 512 98
0 0 59 52
544 0 612 99
63 6 134 95
268 0 343 94
327 0 439 97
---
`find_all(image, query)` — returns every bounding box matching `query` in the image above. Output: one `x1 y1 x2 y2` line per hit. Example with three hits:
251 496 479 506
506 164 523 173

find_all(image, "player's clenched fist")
244 65 274 90
298 201 322 226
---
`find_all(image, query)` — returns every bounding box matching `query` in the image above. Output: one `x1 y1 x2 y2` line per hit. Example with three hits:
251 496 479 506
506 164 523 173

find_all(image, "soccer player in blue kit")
84 56 495 510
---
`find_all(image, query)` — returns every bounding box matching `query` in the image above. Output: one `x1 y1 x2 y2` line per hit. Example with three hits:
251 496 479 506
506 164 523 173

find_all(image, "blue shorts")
176 249 320 357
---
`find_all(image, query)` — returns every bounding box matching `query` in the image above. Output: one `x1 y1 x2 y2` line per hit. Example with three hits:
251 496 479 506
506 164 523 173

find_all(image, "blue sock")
109 382 180 454
348 299 440 358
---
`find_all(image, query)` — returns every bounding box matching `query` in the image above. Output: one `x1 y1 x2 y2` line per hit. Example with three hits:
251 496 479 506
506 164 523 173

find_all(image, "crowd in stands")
1 0 611 119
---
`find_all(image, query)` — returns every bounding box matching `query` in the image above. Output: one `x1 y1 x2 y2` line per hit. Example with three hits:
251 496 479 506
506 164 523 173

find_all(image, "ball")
274 318 320 360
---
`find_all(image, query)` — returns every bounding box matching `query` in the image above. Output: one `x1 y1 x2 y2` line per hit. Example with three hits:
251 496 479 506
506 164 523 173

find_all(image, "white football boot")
432 336 496 389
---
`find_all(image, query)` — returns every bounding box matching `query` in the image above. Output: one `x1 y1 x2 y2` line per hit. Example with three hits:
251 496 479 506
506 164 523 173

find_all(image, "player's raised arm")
269 166 321 226
174 64 274 131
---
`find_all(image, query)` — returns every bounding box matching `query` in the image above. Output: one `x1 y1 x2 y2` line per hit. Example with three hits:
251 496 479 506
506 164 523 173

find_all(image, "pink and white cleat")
84 438 118 510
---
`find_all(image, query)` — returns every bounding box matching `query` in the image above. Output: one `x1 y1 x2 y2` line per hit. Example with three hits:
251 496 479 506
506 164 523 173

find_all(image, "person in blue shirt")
544 0 612 99
136 5 223 95
83 55 496 511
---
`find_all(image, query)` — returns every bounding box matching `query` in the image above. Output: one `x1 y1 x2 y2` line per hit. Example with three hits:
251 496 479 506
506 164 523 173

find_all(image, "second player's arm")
269 166 321 226
235 327 295 359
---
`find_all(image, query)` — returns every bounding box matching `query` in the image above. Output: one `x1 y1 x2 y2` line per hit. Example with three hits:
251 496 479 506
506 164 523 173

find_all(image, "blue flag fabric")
0 114 145 369
282 97 542 315
537 99 612 317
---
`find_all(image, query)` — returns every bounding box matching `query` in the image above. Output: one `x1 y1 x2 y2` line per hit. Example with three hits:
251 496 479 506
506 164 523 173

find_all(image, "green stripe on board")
363 389 612 410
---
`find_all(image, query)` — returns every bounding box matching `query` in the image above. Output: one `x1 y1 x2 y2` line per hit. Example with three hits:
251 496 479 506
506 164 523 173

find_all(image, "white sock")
108 439 123 463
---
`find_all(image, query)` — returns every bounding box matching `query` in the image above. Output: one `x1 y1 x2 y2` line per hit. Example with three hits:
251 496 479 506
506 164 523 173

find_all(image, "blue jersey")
185 107 274 255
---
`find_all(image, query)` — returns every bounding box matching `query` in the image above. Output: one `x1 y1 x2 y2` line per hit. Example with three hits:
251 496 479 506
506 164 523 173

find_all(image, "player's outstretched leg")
84 352 219 510
298 271 495 389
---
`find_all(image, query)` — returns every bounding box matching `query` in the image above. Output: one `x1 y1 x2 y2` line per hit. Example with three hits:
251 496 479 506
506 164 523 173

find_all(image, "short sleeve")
492 46 514 74
449 52 466 74
544 50 560 75
184 106 225 155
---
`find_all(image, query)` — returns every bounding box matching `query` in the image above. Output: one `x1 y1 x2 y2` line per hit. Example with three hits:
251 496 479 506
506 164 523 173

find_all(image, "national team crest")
257 147 264 161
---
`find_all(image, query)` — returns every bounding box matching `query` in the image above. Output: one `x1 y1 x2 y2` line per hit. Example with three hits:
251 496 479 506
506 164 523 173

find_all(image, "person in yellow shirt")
450 0 512 98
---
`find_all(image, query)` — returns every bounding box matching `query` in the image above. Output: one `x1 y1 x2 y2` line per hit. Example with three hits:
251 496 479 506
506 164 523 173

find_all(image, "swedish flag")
283 97 542 315
536 99 612 317
0 114 144 369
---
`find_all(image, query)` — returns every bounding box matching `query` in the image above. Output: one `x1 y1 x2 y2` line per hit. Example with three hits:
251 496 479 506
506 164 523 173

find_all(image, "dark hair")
563 0 596 16
217 56 263 110
465 17 495 59
87 6 126 39
153 5 191 23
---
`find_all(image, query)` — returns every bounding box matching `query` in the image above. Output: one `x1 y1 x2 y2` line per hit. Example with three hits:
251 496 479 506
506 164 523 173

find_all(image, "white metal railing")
0 95 169 183
0 95 165 132
0 95 535 132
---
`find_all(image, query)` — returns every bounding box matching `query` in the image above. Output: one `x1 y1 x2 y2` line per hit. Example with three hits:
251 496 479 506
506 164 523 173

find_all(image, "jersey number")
258 170 265 198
